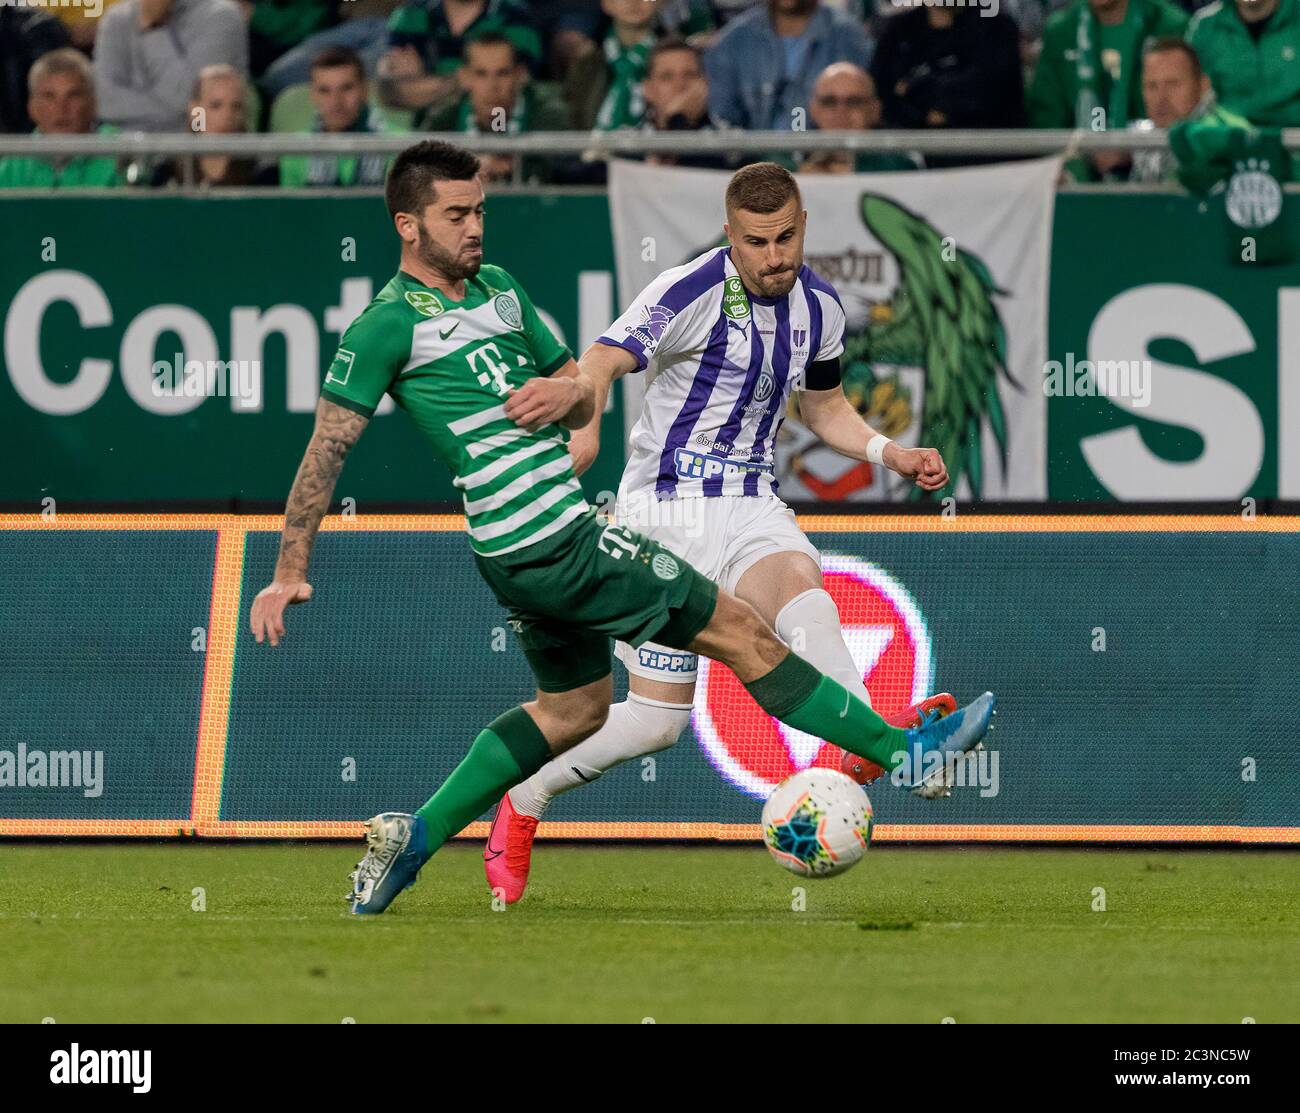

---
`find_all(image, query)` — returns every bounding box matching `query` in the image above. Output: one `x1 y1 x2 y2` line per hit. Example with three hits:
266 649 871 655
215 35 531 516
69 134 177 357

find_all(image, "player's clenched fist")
250 580 314 646
886 445 949 492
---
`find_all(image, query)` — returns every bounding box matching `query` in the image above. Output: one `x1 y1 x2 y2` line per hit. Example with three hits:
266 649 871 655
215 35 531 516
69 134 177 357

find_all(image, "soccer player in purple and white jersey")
486 163 960 903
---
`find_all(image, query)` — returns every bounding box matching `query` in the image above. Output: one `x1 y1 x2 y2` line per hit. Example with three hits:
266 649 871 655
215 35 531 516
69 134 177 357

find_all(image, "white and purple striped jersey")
597 247 846 500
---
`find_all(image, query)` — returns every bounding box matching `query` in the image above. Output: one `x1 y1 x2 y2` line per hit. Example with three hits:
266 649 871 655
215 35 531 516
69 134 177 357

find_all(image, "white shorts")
613 494 822 684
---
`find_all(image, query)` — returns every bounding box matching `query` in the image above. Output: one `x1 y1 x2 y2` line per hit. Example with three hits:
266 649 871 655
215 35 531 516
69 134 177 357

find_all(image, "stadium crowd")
0 0 1296 188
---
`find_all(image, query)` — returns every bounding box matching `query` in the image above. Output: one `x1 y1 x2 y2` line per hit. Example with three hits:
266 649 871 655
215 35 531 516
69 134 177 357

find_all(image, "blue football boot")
895 691 997 799
348 812 430 915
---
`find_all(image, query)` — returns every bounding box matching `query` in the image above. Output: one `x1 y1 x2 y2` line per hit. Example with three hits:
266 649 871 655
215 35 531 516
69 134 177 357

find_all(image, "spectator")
279 46 400 188
565 0 662 131
799 61 921 173
53 0 131 53
546 0 712 89
872 5 1025 133
638 37 742 170
0 4 70 133
380 0 542 112
247 1 338 76
153 64 271 187
1129 38 1213 182
705 0 874 130
0 49 120 189
1189 0 1300 127
257 3 395 101
1028 0 1188 130
95 0 249 132
422 33 567 182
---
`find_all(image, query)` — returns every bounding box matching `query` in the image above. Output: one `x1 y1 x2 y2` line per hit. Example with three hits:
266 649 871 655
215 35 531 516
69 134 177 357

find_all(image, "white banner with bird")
607 156 1061 501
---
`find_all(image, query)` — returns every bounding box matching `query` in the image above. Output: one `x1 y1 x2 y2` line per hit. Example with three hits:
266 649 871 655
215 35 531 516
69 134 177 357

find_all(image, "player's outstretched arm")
800 385 949 492
250 398 370 646
565 343 639 476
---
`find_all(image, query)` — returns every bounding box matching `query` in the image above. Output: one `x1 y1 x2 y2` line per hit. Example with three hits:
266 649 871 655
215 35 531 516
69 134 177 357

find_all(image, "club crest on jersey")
651 553 680 580
721 276 750 320
493 293 523 330
627 303 676 352
792 328 808 349
405 290 445 318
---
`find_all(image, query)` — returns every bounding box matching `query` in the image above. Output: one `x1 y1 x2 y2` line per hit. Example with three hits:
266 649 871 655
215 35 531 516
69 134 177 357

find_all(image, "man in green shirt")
248 139 995 915
279 45 400 189
565 0 660 130
0 48 119 190
1028 0 1188 179
380 0 542 112
1189 0 1300 127
419 32 567 183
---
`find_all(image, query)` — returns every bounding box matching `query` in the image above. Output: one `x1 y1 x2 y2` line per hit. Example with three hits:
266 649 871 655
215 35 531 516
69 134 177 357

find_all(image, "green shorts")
473 508 719 693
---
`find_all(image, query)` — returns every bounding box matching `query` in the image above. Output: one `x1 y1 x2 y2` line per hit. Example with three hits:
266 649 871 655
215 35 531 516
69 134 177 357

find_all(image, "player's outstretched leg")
488 689 692 903
768 583 958 789
351 681 610 915
689 592 995 795
841 693 958 786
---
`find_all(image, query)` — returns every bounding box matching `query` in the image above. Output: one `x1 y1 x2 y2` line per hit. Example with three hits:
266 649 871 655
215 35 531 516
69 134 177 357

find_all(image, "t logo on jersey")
692 555 936 799
466 343 512 396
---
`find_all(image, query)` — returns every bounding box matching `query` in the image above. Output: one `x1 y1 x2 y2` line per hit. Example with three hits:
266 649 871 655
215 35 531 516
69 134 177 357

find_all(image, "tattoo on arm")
275 400 369 580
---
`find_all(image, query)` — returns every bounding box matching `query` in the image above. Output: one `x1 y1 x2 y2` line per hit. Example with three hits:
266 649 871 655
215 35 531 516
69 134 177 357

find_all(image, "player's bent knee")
626 692 693 753
696 592 786 676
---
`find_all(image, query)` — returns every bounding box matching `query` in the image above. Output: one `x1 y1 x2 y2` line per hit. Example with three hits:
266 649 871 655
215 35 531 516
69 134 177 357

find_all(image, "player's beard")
415 225 481 281
755 265 798 298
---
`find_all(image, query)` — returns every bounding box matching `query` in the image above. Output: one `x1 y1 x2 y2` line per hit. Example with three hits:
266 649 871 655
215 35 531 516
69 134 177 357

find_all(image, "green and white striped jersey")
321 267 582 557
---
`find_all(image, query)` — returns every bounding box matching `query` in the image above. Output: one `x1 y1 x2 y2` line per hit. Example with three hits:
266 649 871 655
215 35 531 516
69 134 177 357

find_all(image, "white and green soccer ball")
761 768 873 878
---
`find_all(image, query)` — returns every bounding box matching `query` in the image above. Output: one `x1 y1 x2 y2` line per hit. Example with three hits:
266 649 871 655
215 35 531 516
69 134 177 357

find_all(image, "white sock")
508 692 693 819
774 588 872 708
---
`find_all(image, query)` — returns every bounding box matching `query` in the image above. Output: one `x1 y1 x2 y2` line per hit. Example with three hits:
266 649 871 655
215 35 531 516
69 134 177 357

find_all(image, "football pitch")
2 844 1296 1024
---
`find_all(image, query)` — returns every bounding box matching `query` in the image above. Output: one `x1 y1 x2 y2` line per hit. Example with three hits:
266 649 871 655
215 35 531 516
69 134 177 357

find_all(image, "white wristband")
866 434 892 466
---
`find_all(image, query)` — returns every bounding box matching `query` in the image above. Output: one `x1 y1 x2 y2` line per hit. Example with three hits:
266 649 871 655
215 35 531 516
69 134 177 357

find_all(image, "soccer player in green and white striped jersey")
248 140 994 915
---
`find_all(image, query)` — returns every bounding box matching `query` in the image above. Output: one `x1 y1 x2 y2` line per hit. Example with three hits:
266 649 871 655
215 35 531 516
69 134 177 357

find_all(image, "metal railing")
5 126 1295 159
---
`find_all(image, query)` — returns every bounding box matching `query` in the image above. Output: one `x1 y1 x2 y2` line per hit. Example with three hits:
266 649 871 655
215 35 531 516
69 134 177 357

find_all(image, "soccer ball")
761 768 873 878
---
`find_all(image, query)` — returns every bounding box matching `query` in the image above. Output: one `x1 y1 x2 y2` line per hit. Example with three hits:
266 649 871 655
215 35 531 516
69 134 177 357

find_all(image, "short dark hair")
646 36 702 79
464 30 518 65
1143 36 1203 80
311 45 366 83
385 140 481 217
725 161 801 216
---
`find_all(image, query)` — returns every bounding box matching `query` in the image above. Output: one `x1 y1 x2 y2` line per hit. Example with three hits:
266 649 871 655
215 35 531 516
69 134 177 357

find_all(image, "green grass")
1 844 1297 1023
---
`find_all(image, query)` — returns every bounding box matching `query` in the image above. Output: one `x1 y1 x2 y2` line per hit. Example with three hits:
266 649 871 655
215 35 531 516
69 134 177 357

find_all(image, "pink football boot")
484 792 539 904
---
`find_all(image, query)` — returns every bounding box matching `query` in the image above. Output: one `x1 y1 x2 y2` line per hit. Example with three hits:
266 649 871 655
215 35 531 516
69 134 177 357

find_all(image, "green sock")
744 653 909 771
415 706 553 854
